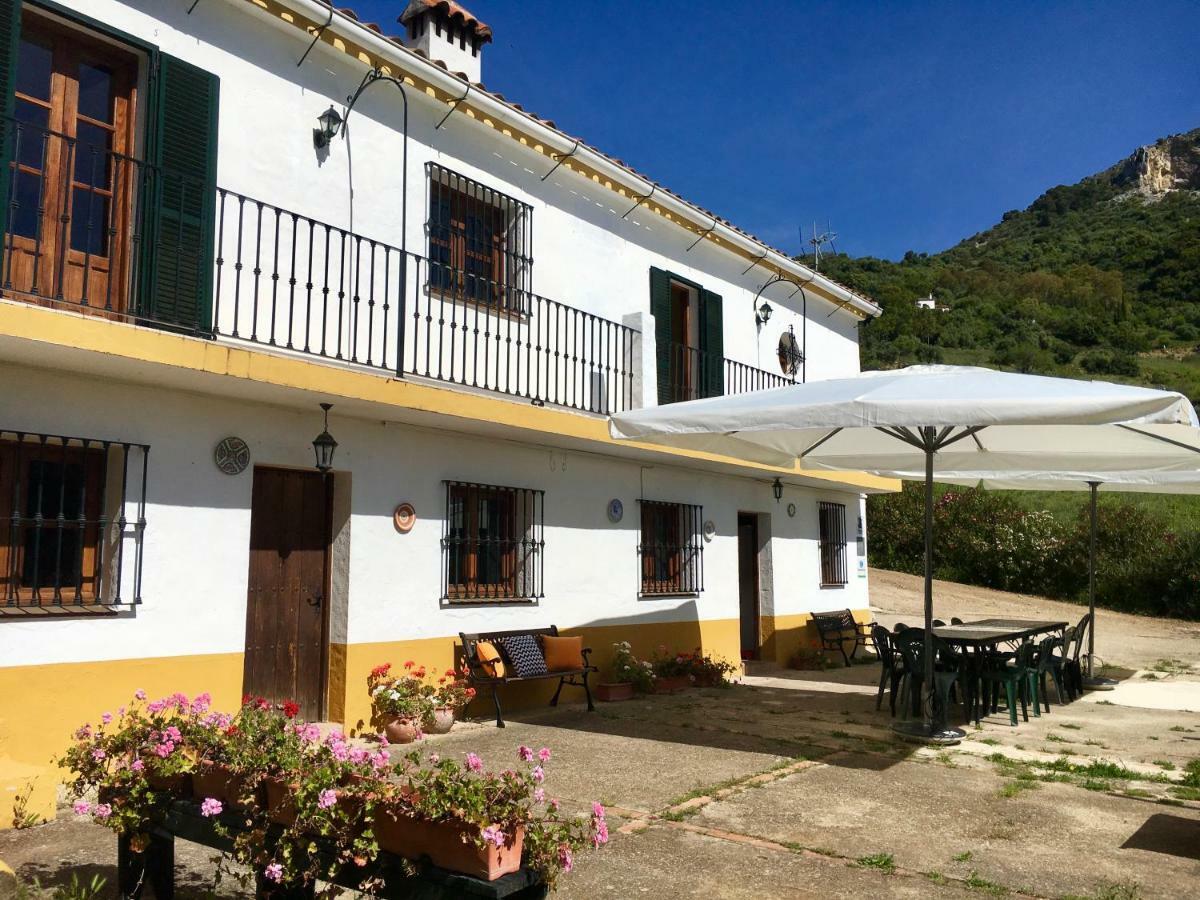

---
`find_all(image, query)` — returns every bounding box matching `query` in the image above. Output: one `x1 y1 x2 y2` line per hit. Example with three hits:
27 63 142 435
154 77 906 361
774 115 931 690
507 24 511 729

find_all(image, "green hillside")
820 127 1200 401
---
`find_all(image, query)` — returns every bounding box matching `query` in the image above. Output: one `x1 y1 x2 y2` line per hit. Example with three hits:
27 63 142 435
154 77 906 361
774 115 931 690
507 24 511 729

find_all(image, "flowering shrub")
788 641 833 671
685 649 738 687
649 645 695 679
433 667 477 711
609 641 654 692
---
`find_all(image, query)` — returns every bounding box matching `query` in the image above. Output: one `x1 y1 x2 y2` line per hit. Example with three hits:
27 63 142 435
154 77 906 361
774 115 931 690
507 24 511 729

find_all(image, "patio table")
932 618 1067 648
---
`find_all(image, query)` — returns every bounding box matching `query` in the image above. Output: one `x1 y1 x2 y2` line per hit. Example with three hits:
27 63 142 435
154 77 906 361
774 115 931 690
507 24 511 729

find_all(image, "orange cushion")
476 641 506 679
541 635 583 672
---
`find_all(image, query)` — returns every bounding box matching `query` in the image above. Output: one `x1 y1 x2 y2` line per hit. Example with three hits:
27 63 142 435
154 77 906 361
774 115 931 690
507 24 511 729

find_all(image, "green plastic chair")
1035 633 1073 709
891 628 960 722
980 642 1039 726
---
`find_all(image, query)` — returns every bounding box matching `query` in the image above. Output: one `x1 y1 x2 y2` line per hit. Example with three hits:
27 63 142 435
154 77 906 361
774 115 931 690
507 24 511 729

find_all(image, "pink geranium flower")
73 800 90 816
558 845 573 873
592 802 606 818
130 759 145 773
481 825 506 847
200 798 223 817
531 766 544 783
93 803 112 820
465 753 483 772
264 863 284 883
91 749 106 761
538 747 552 763
533 787 545 803
101 712 112 725
518 745 534 762
134 689 147 700
317 789 338 809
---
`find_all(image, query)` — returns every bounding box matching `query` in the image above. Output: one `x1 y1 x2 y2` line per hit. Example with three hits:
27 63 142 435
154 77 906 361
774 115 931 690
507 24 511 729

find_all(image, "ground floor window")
0 429 149 608
819 501 848 586
442 480 543 602
639 499 704 595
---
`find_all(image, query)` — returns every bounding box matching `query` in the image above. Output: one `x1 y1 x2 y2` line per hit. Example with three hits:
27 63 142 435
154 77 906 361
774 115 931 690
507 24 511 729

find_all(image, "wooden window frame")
442 480 543 603
5 9 141 312
639 499 704 596
425 163 532 316
818 501 848 587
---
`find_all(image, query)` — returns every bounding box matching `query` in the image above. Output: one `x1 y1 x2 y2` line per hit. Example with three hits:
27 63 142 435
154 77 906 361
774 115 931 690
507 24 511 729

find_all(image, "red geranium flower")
370 663 392 678
282 700 300 719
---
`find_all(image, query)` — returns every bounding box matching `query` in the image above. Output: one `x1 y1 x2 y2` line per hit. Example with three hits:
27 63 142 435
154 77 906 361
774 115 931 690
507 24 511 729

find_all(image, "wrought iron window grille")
638 499 704 596
441 480 544 603
1 429 149 611
818 501 848 586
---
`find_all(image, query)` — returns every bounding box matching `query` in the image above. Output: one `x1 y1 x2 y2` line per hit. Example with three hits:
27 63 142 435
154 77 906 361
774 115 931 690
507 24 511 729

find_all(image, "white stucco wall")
0 365 868 669
59 0 863 397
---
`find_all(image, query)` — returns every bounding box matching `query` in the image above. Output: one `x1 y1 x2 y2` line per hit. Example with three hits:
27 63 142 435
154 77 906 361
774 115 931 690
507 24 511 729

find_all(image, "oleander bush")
869 482 1200 619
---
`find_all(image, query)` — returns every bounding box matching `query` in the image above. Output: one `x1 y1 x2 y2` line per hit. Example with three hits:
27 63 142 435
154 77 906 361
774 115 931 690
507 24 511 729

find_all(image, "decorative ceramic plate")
393 502 417 533
214 436 250 475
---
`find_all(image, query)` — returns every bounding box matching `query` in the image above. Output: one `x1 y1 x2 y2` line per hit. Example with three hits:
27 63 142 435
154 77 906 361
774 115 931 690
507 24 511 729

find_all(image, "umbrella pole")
1083 481 1117 691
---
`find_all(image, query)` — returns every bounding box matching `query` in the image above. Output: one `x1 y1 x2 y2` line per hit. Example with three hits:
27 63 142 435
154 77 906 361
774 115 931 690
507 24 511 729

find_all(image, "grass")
1168 725 1192 733
925 871 948 885
952 850 974 863
1150 658 1193 675
996 780 1039 798
964 871 1009 895
857 852 896 873
1168 786 1200 801
1045 733 1067 743
979 737 1001 746
1152 760 1176 770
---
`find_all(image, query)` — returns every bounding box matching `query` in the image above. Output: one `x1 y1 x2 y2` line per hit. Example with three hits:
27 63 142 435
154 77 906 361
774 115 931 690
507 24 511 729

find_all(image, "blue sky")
353 1 1200 260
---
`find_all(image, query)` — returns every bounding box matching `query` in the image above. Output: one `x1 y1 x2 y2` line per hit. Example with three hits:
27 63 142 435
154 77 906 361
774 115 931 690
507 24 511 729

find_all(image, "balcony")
1 119 791 416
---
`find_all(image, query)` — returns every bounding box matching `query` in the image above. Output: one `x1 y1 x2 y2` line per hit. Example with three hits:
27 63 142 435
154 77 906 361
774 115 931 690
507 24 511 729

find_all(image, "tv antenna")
803 221 838 271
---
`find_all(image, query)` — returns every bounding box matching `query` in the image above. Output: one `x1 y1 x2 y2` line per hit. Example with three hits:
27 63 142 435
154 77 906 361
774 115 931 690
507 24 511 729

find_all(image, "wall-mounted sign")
393 503 417 533
607 498 624 523
214 436 250 475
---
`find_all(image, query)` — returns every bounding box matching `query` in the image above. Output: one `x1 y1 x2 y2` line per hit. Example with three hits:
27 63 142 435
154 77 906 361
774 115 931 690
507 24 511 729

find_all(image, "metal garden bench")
811 609 875 666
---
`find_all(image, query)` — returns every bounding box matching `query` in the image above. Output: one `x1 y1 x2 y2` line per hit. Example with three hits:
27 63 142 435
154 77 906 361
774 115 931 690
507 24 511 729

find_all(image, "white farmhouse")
0 0 893 821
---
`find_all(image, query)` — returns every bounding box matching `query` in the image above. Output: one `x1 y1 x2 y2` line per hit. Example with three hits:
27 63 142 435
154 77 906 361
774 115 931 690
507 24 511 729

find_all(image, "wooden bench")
460 627 597 728
116 799 546 899
811 609 875 667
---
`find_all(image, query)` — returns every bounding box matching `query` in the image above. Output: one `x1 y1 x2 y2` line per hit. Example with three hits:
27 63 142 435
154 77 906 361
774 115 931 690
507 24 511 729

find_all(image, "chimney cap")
400 0 493 42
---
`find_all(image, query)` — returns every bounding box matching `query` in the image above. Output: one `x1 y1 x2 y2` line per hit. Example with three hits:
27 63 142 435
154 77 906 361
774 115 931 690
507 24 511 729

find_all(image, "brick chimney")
399 1 493 83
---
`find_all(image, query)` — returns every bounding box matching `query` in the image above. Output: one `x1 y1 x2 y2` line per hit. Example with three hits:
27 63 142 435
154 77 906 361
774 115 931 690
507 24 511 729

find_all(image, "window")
818 501 847 586
649 267 723 405
442 481 543 602
638 500 703 595
5 14 138 310
0 430 149 609
0 7 219 332
426 163 532 314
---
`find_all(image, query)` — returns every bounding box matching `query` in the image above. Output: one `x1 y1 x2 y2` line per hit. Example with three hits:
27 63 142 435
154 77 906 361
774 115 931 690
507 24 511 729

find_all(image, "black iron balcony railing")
661 341 794 405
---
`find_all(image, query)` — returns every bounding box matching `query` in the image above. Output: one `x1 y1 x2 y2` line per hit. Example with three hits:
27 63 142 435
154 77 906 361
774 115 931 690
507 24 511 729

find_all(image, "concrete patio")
3 571 1199 898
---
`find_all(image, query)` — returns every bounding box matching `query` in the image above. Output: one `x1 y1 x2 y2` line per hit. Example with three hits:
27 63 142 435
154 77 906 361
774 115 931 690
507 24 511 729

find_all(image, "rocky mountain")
819 127 1200 400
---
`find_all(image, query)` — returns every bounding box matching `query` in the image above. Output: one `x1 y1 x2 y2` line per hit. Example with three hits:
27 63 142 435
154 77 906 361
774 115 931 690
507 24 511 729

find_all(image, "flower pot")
425 707 456 734
595 682 635 702
384 716 423 744
193 764 256 808
374 809 524 881
263 777 298 826
146 771 191 797
652 675 691 694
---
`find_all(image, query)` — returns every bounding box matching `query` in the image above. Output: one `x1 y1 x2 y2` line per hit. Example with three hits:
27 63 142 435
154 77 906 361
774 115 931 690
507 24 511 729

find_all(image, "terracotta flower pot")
595 682 635 702
384 716 423 744
425 707 456 734
263 776 298 826
652 675 691 694
374 808 524 881
146 771 191 797
193 764 256 808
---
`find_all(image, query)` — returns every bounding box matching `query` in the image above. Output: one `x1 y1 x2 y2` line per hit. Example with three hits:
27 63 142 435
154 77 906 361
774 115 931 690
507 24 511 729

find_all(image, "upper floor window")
426 163 532 315
441 480 543 602
638 499 704 595
0 429 150 609
818 501 848 586
649 267 723 404
1 6 219 334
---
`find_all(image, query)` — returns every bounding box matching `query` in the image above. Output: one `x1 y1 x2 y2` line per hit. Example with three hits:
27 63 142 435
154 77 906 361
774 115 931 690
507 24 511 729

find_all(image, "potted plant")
375 745 607 885
650 646 693 693
368 662 434 743
788 640 834 671
191 695 303 809
686 649 739 687
595 641 652 701
428 667 476 733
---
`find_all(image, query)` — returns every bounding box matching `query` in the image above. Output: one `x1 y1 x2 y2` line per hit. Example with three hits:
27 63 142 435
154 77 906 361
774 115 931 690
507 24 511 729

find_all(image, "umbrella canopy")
610 365 1200 742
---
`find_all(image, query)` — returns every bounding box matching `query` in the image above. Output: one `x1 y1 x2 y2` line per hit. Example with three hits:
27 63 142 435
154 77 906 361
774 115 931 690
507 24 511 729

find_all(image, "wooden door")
243 467 330 720
5 15 137 310
737 514 760 660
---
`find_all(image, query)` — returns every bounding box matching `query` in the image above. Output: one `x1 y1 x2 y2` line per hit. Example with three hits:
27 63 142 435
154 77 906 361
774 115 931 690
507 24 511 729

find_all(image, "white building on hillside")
0 0 892 822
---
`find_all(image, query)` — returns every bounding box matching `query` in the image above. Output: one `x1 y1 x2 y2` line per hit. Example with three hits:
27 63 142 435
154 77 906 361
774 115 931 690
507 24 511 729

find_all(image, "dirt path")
868 568 1200 672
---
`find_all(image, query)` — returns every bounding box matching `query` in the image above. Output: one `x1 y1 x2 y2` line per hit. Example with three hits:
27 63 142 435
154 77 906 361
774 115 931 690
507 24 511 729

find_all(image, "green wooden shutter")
138 53 218 334
650 266 673 405
0 0 21 226
700 288 724 398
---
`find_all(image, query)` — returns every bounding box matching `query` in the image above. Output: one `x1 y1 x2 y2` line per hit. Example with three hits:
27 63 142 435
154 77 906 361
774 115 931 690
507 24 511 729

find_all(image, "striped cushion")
498 634 548 678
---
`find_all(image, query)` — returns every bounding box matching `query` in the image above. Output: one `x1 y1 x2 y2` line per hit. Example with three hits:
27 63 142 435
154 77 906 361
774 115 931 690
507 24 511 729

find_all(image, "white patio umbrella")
610 365 1200 742
927 471 1200 688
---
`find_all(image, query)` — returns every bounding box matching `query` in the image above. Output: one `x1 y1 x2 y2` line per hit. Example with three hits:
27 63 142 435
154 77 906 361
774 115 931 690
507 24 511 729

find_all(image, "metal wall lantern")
313 105 343 149
772 477 783 502
312 403 338 472
756 301 774 326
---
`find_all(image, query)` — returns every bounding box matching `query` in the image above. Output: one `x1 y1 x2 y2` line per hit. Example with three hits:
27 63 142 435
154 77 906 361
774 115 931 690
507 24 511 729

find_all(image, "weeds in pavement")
857 852 896 874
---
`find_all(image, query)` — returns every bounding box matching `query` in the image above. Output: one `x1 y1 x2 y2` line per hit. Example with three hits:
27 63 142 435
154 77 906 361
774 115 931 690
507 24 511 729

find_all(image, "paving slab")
693 751 1198 899
557 820 979 899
